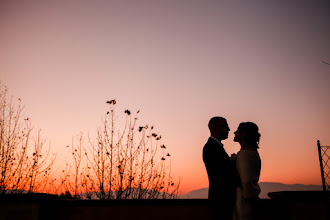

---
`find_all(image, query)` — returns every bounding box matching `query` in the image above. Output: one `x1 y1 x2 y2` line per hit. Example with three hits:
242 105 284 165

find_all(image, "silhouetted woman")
232 122 261 220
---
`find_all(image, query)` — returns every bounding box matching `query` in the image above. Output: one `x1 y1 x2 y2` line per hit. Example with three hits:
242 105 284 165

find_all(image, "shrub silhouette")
0 82 55 194
61 100 179 199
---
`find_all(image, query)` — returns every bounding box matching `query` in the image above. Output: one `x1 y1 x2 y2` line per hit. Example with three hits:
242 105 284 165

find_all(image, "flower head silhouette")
106 99 116 105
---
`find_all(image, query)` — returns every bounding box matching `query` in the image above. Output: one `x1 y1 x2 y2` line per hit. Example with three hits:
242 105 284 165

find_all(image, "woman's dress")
233 149 261 220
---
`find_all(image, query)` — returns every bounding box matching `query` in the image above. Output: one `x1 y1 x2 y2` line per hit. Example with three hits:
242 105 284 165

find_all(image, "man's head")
208 117 230 140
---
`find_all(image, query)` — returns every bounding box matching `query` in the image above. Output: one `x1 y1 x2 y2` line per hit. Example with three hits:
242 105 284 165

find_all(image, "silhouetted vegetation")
0 83 179 199
60 100 180 199
0 82 55 194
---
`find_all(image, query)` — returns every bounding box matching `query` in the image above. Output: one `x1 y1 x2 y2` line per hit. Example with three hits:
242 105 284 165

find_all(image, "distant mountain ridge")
180 182 323 199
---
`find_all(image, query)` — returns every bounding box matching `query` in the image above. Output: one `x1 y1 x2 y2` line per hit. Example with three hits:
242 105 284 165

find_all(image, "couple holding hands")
203 117 261 220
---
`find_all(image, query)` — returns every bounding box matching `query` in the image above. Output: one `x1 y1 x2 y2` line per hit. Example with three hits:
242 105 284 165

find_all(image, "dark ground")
0 191 329 220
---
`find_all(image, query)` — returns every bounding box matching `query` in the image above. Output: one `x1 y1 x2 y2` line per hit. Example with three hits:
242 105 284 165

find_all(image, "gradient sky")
1 1 329 194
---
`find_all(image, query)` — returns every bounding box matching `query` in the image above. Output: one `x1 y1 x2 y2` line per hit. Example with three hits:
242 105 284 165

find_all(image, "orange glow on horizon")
1 1 329 197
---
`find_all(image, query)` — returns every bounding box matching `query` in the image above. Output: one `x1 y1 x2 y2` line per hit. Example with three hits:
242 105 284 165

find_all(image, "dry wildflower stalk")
0 82 55 194
63 100 179 199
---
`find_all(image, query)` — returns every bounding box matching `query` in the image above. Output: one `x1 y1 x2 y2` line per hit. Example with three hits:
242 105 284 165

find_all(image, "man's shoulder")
203 137 215 148
203 138 220 155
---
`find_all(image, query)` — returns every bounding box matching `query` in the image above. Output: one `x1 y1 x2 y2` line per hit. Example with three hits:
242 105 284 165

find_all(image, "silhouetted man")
203 117 237 220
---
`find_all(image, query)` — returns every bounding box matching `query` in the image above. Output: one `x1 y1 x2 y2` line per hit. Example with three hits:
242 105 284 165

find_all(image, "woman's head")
234 122 260 148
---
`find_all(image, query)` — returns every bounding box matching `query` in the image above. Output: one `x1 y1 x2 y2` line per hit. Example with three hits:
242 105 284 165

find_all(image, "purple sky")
1 1 329 193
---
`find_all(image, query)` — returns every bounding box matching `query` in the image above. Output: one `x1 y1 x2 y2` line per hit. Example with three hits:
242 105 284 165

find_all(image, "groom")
203 117 237 220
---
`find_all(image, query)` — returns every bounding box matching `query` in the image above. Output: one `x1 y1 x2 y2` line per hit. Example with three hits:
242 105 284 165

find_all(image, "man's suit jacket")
203 137 237 205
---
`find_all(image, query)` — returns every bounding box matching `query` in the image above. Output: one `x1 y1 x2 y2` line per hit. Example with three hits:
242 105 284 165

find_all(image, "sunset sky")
1 1 329 194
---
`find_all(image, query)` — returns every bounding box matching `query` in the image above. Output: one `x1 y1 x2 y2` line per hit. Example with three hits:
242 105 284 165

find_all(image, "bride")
232 122 261 220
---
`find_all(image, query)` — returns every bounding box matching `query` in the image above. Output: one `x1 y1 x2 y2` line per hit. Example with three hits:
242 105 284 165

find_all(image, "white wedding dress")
233 149 261 220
